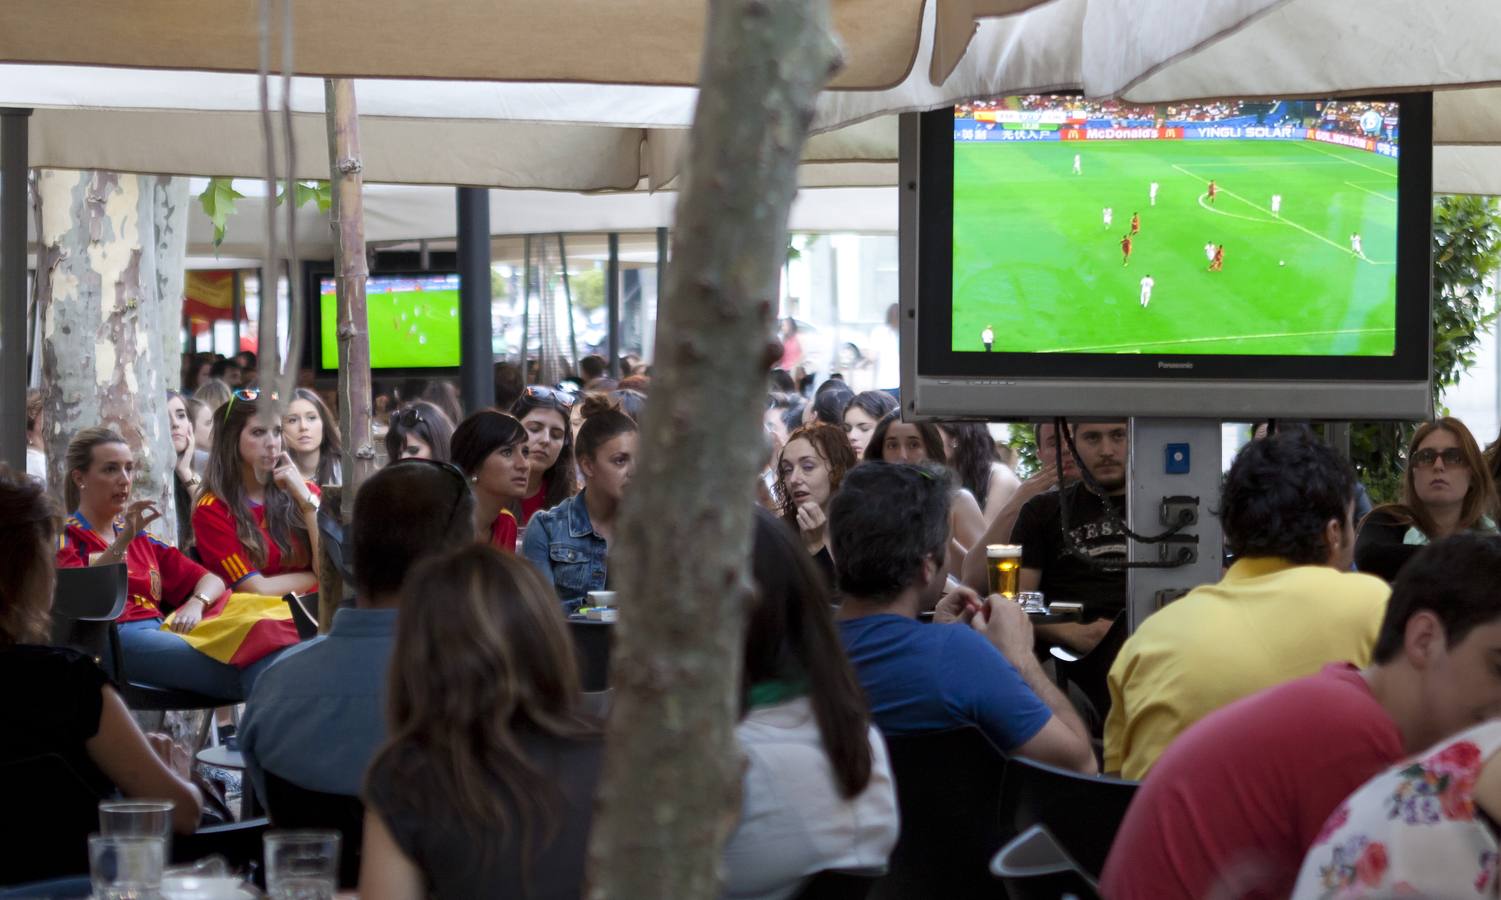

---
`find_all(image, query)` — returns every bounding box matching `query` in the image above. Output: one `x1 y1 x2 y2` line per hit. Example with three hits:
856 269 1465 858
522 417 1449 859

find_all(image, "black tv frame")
901 93 1433 421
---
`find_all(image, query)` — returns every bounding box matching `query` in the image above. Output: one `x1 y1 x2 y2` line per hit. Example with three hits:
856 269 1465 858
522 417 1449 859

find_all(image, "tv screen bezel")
307 264 464 377
914 93 1432 384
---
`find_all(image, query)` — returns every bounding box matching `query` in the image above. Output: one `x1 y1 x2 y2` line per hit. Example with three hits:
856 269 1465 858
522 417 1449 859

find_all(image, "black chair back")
991 824 1102 900
870 727 1007 900
997 756 1138 879
262 771 365 889
568 620 613 692
0 753 107 885
794 869 882 900
50 564 128 679
284 592 320 641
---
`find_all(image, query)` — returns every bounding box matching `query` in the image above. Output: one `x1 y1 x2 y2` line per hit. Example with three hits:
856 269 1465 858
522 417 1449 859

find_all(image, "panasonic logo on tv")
1157 361 1195 370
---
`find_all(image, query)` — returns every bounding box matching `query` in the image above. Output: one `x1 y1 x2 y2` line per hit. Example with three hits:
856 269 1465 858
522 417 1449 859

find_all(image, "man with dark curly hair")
1104 430 1389 780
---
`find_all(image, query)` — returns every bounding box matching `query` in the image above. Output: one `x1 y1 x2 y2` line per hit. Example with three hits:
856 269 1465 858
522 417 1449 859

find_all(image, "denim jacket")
522 491 608 612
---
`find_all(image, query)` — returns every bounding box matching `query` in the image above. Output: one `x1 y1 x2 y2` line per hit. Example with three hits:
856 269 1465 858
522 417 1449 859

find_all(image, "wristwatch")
301 493 322 514
189 591 212 606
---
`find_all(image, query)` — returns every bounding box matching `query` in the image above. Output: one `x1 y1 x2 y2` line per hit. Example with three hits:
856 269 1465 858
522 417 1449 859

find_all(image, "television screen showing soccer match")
319 273 462 369
951 97 1400 357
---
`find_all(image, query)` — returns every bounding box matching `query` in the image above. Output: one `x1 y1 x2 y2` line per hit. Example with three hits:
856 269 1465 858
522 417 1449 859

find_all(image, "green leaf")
197 177 245 249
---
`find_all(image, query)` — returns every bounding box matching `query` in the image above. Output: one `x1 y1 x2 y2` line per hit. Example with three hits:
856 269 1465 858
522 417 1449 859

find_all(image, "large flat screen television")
901 94 1433 420
315 272 462 372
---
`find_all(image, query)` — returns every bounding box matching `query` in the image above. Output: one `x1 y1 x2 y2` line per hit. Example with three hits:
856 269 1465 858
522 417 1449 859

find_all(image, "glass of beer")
986 544 1023 600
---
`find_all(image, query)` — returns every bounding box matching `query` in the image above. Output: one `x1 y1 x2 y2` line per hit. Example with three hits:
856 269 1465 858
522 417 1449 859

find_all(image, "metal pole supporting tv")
456 187 494 414
607 232 621 378
0 108 30 471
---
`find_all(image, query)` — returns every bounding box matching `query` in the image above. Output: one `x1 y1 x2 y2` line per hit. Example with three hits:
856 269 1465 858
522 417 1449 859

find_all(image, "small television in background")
316 272 462 373
900 93 1433 420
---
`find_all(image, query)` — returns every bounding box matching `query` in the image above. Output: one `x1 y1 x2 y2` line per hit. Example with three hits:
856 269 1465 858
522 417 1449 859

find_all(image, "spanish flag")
163 592 300 668
184 270 245 335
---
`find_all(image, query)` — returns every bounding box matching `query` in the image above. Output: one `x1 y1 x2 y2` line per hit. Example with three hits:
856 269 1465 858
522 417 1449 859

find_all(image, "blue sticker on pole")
1165 443 1191 474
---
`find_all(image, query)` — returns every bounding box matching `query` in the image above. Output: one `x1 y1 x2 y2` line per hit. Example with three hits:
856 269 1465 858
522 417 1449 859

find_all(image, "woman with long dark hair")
522 395 638 611
384 400 454 463
193 392 321 597
61 427 297 696
2 466 202 884
359 545 601 899
723 509 897 898
167 390 203 547
1356 417 1499 581
865 411 988 554
511 386 578 526
842 390 897 460
283 387 343 486
451 410 533 553
940 422 1021 522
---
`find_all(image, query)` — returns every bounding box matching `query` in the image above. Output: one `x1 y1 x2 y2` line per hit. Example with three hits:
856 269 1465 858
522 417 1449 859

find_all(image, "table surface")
195 745 246 770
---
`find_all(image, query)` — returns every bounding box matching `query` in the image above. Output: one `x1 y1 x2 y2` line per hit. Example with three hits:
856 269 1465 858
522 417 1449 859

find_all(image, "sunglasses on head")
389 457 471 528
523 385 576 410
393 406 426 429
1412 447 1466 469
223 387 262 423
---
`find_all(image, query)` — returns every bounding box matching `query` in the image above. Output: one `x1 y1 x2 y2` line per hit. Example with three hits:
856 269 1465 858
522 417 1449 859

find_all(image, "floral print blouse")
1292 722 1501 899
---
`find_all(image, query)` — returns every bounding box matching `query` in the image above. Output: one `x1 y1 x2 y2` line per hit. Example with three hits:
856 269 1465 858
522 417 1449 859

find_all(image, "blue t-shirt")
838 614 1052 753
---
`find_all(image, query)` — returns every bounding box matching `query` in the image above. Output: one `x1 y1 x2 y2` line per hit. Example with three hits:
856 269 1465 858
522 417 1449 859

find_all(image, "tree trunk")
151 178 189 391
36 170 182 539
584 2 842 897
326 77 374 506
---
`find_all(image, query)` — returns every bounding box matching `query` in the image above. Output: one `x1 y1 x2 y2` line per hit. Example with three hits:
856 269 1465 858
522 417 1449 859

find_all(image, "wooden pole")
583 0 842 895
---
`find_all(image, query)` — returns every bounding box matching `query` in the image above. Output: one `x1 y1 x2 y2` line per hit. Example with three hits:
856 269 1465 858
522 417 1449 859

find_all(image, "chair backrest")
0 753 108 885
284 592 320 642
991 824 1102 900
794 869 883 900
870 727 1008 900
49 564 128 680
262 770 365 889
568 620 613 692
997 756 1138 879
1053 615 1128 726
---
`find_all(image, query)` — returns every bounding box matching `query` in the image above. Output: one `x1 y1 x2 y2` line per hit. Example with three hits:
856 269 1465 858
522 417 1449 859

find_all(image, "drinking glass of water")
89 834 164 900
100 799 175 861
264 830 340 900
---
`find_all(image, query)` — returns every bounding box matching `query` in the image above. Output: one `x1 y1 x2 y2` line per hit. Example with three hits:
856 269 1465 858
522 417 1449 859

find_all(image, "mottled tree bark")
151 178 189 391
584 1 842 897
35 170 181 540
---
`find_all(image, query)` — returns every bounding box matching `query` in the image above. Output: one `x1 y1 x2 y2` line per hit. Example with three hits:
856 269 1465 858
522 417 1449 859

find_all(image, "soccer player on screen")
1208 244 1224 272
1103 207 1113 230
981 325 995 352
1207 180 1218 205
1350 232 1365 259
1139 275 1154 309
1130 212 1141 236
1204 241 1216 263
1149 182 1159 206
1271 193 1282 216
1121 234 1133 267
1074 153 1082 175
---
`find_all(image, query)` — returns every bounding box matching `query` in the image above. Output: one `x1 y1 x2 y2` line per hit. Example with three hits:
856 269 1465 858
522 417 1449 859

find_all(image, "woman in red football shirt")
451 410 532 553
193 392 321 597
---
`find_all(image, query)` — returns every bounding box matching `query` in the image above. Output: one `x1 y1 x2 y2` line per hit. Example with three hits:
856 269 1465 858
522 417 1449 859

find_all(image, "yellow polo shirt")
1104 557 1389 780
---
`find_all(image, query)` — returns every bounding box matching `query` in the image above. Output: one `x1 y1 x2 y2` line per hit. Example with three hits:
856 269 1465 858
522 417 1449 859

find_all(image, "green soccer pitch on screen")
319 274 463 369
951 97 1400 357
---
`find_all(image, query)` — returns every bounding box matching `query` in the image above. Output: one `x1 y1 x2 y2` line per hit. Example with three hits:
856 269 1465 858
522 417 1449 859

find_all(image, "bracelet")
189 592 212 606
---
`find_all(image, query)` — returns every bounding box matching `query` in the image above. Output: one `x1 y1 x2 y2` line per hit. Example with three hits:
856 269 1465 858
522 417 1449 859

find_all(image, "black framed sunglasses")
393 406 426 429
522 385 577 410
388 457 471 527
1411 447 1466 469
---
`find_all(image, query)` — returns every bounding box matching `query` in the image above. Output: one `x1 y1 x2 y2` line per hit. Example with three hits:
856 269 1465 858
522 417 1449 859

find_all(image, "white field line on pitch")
1173 161 1356 167
1293 140 1398 177
1197 193 1278 224
1040 327 1394 354
1171 164 1387 263
1344 181 1398 203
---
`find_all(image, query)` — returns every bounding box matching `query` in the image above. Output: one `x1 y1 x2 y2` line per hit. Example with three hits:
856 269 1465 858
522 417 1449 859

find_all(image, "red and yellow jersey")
56 513 213 624
191 484 321 588
490 508 518 554
520 476 551 526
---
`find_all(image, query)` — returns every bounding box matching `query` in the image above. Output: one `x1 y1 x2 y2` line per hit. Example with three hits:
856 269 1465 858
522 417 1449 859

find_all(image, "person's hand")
146 732 192 779
795 501 827 545
118 500 163 542
169 597 206 634
934 584 985 625
971 594 1036 665
272 453 313 510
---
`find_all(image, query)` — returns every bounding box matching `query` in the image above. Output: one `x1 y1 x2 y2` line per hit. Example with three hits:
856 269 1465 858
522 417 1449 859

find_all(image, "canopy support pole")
607 232 621 378
0 108 31 471
457 187 493 414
